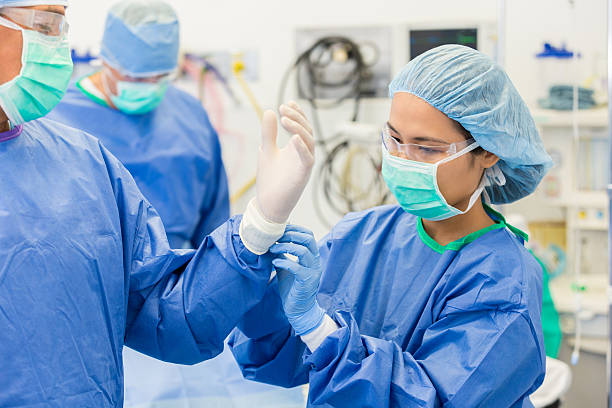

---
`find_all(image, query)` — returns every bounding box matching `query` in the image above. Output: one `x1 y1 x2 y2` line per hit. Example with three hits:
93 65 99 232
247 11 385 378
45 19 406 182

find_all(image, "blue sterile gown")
48 80 305 407
229 205 546 407
0 119 272 407
49 81 304 408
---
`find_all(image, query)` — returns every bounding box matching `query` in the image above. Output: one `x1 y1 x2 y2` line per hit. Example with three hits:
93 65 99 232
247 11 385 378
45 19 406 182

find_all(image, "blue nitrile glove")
269 224 325 336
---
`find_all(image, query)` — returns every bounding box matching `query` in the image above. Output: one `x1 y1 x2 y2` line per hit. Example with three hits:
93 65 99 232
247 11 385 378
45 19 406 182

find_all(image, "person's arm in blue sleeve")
228 279 310 387
119 101 315 365
98 142 272 364
191 121 230 248
228 226 335 387
304 309 542 407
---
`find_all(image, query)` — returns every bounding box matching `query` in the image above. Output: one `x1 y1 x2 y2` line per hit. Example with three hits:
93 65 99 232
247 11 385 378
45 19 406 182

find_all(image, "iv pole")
608 0 612 405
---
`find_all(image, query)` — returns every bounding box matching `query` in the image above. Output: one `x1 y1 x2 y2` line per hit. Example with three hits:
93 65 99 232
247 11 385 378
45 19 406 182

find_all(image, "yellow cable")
233 59 264 120
231 177 256 204
230 57 261 204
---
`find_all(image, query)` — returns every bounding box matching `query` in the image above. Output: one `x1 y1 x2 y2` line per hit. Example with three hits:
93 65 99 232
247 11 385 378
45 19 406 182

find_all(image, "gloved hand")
256 102 315 224
269 224 325 336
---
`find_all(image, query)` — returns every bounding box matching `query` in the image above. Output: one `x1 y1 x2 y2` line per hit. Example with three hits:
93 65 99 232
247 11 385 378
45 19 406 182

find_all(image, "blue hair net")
389 45 553 204
0 0 67 5
100 0 179 77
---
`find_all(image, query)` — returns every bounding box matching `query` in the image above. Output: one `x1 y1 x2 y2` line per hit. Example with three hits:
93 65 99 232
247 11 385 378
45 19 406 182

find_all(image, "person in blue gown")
0 1 315 406
229 45 554 407
48 0 228 250
47 1 306 405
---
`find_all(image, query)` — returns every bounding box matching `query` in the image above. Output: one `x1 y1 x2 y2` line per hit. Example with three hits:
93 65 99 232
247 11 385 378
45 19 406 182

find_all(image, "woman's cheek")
437 159 473 204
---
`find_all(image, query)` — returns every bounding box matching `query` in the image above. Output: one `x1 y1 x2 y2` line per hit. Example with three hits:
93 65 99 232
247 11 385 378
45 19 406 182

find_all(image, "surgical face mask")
0 16 73 126
103 70 168 115
381 138 485 221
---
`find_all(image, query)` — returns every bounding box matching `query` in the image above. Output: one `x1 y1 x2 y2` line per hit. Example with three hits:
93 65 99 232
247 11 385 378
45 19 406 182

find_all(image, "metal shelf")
531 107 609 128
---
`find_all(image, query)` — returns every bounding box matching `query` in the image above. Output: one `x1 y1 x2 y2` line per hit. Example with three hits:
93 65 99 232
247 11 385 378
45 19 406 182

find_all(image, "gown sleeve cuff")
301 314 339 352
304 311 358 370
239 198 286 255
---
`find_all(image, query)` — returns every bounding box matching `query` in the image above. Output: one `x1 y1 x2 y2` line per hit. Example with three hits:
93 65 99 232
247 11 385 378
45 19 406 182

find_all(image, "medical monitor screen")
409 28 478 60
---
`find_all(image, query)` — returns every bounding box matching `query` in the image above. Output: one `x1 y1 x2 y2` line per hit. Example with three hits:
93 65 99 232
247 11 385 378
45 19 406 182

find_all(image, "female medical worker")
0 1 315 406
229 44 553 407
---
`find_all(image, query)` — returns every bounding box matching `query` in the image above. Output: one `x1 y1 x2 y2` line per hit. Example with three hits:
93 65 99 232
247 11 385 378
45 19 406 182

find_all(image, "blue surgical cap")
0 0 67 5
100 0 179 78
389 44 553 204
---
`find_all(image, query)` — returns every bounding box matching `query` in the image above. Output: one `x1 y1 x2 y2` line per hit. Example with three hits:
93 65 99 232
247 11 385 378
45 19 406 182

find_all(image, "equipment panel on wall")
294 26 393 99
407 22 498 61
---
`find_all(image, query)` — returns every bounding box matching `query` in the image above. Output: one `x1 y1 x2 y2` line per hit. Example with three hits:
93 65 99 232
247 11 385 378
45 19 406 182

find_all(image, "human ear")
479 151 500 169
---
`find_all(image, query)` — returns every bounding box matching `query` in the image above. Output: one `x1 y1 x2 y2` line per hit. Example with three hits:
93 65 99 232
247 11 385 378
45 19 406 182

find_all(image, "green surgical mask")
0 17 74 126
381 140 486 221
103 72 168 115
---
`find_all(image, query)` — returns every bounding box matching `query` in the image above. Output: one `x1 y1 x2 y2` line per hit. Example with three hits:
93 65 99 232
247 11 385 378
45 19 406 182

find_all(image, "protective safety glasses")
105 67 176 84
382 123 476 163
0 7 69 37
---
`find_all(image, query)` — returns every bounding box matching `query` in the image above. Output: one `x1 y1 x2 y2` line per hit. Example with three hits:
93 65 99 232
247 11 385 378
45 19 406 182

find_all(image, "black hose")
277 36 389 226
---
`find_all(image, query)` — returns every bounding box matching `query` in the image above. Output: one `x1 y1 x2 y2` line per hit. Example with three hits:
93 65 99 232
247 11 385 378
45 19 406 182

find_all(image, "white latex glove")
256 101 315 224
239 102 315 255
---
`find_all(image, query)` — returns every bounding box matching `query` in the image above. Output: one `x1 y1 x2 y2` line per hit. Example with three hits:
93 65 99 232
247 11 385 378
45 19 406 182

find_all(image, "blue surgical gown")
0 119 273 407
48 81 229 249
229 205 546 407
47 81 306 407
48 80 306 407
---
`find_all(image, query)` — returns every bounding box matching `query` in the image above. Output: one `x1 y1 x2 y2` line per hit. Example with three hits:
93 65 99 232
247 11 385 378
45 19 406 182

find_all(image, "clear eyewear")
382 123 476 163
105 67 176 84
0 7 69 37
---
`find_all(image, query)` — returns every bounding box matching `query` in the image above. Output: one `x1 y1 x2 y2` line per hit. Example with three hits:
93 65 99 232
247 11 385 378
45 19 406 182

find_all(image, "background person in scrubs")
49 0 228 250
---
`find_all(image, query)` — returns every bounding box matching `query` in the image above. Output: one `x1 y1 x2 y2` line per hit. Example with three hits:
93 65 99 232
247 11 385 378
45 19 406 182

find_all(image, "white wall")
66 0 608 238
68 0 608 105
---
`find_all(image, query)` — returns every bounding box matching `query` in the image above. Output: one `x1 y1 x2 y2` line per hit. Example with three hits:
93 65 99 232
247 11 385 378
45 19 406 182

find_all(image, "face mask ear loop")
482 187 492 205
101 68 120 103
0 15 27 76
432 141 484 215
0 15 22 30
485 164 507 187
0 16 25 127
464 176 487 212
